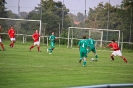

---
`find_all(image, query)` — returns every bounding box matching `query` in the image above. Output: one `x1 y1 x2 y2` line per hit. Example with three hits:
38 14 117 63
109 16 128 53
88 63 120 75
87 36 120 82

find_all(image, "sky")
5 0 122 15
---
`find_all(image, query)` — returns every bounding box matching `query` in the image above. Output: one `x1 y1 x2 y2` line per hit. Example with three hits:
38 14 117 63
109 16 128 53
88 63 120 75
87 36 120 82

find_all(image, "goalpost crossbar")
0 18 40 22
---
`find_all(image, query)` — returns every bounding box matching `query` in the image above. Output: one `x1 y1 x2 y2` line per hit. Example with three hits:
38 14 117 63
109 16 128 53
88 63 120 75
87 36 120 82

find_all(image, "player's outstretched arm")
103 45 109 48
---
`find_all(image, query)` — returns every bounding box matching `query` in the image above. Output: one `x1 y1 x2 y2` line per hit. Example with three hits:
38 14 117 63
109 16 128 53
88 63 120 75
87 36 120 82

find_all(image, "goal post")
67 27 120 48
0 17 42 43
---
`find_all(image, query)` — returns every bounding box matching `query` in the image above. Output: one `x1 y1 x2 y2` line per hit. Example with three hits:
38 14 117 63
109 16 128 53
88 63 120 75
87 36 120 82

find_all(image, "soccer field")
0 41 133 88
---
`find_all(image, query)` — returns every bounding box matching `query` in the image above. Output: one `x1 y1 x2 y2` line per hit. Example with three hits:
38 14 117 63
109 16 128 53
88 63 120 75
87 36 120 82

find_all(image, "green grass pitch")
0 41 133 88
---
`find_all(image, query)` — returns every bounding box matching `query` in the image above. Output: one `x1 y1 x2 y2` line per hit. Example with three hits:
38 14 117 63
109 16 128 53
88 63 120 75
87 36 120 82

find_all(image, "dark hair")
83 35 86 39
51 31 54 33
111 39 115 42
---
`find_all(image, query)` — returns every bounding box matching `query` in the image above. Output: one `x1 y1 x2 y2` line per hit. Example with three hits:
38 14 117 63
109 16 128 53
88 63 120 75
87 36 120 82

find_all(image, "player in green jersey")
47 31 57 54
87 36 98 61
78 35 88 66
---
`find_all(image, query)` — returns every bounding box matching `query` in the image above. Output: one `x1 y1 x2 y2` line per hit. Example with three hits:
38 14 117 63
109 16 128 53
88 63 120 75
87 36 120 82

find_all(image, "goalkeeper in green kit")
47 31 57 54
87 35 98 61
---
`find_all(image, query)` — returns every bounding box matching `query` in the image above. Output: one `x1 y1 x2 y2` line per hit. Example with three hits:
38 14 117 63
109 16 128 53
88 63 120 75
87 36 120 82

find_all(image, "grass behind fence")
0 41 133 88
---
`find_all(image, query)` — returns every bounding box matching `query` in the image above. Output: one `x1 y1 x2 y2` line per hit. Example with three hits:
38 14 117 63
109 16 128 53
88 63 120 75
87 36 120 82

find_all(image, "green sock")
49 48 52 50
95 55 98 59
48 48 52 53
83 60 86 66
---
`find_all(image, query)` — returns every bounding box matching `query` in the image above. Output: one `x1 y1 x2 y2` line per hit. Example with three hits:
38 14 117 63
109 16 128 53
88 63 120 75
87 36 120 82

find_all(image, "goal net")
67 27 120 48
0 18 42 43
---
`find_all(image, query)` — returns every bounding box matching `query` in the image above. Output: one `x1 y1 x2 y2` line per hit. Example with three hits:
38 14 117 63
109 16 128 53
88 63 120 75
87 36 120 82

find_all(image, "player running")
0 24 6 51
78 35 88 66
105 39 128 63
8 26 16 48
47 31 57 54
87 36 98 61
29 30 41 52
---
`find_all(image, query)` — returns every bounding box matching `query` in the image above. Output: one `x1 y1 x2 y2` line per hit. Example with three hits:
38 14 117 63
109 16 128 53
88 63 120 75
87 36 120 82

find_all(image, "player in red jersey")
105 39 128 63
8 26 16 48
0 24 6 51
29 30 41 52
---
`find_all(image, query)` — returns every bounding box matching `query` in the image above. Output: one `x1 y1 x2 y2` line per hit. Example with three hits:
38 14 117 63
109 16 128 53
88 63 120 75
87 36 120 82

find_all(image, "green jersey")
87 38 96 48
78 39 88 51
78 39 88 58
49 35 55 42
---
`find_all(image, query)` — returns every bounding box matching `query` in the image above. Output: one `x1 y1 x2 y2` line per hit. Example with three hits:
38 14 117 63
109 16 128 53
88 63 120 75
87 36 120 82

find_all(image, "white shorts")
112 50 122 56
10 38 15 41
34 41 40 46
0 38 2 42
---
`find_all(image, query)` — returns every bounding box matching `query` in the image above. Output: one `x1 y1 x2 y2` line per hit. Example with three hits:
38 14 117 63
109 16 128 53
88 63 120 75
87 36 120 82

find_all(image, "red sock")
12 42 14 47
37 46 40 52
30 45 34 50
123 58 128 63
1 43 5 50
9 43 13 47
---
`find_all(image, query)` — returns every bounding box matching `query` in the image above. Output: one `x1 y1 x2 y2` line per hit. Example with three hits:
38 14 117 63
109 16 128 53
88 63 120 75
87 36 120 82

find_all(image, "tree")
0 0 8 33
85 1 133 49
0 0 7 18
77 12 84 22
19 12 28 19
26 0 71 36
120 0 133 48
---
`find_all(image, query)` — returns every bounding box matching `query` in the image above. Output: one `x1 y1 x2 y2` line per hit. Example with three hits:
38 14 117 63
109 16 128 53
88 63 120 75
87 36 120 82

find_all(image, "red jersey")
32 33 40 42
8 28 15 38
108 42 120 51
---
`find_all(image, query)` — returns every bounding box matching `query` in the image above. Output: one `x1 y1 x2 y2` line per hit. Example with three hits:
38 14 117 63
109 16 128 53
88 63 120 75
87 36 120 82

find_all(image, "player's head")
83 35 86 39
10 26 14 29
111 39 115 42
51 31 54 35
35 30 38 33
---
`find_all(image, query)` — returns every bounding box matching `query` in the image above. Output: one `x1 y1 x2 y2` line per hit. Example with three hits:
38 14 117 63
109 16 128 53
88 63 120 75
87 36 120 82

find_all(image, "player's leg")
47 42 52 52
0 42 5 51
117 50 128 63
83 51 87 66
9 38 13 48
92 47 98 61
120 56 128 63
49 47 54 54
29 44 35 50
0 38 5 51
37 45 40 52
12 38 15 47
37 42 40 52
110 51 117 60
79 51 82 63
83 57 87 66
48 42 54 54
110 54 114 60
29 42 35 51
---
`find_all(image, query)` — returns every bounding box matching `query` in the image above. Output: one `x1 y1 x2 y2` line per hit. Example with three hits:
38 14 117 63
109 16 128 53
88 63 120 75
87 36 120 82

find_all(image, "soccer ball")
91 58 94 61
